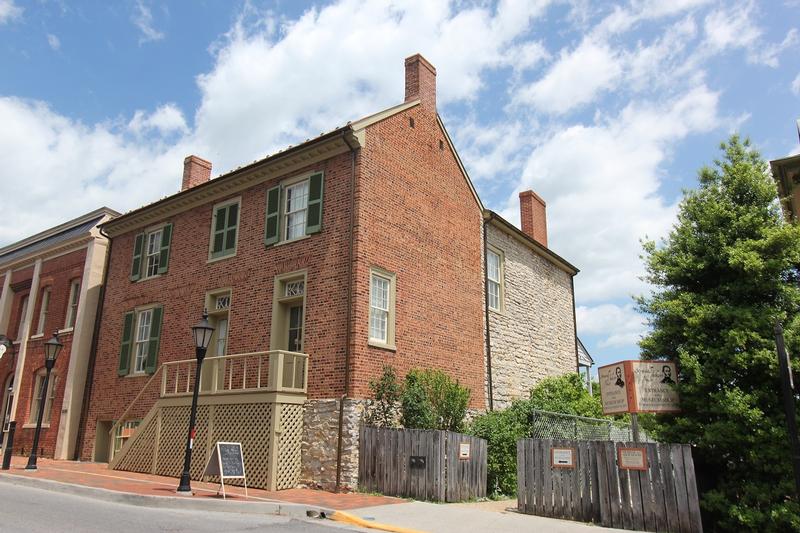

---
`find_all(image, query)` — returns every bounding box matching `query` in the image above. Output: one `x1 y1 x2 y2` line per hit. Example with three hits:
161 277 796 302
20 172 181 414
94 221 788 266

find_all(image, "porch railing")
160 350 308 397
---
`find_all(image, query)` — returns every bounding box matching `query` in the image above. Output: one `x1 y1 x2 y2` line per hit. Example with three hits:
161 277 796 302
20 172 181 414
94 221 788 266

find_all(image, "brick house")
0 208 117 461
78 54 580 489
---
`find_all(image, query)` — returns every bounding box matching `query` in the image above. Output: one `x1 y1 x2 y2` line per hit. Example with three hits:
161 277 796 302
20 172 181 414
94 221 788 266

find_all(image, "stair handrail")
107 361 172 441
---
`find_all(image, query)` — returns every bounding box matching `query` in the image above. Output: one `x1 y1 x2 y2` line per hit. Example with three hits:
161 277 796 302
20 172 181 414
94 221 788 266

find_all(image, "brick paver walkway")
0 457 402 510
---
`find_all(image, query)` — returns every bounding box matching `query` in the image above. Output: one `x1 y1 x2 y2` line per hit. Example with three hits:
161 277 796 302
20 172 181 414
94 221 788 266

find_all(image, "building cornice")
102 128 361 237
485 211 579 276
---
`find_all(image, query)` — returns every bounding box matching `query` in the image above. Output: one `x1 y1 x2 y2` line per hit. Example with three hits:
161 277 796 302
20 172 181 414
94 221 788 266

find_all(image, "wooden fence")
359 426 486 502
517 439 702 533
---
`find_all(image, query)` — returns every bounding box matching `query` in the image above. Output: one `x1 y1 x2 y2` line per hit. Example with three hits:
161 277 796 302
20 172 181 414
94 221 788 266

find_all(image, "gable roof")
577 337 594 367
0 207 118 268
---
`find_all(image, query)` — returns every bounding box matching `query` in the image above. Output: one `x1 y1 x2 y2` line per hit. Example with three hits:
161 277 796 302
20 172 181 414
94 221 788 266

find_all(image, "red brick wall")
350 105 486 408
80 154 355 460
519 190 548 247
8 248 86 458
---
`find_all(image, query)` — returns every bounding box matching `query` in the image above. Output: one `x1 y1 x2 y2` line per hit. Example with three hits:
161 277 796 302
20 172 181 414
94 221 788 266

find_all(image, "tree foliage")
365 365 402 427
638 135 800 531
529 373 604 418
400 368 470 432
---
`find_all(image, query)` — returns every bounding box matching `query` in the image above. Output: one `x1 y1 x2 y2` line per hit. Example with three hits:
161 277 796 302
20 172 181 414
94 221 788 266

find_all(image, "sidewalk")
0 456 400 512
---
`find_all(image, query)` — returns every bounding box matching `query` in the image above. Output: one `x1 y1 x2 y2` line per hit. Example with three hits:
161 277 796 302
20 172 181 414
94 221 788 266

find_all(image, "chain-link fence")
528 409 655 442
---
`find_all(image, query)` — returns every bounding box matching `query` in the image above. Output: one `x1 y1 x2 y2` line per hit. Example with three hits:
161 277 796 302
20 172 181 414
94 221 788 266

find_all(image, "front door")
287 305 303 352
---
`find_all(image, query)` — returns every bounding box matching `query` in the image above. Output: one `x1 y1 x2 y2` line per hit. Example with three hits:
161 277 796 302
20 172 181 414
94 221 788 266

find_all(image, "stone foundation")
301 398 366 490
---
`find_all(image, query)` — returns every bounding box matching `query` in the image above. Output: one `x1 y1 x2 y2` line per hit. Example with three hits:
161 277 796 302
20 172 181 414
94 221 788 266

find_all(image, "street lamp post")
176 312 214 494
0 335 15 470
25 331 63 470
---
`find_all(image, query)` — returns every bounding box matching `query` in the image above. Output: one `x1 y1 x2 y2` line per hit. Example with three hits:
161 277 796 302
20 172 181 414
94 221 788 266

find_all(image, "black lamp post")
26 331 62 471
176 312 214 494
0 335 15 470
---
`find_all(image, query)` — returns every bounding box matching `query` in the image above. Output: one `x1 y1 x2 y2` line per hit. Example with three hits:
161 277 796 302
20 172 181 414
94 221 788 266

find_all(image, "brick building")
75 54 580 489
0 208 117 461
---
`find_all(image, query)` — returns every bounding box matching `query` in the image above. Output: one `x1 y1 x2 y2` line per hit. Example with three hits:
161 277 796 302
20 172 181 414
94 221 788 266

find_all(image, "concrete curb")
329 510 428 533
0 473 330 519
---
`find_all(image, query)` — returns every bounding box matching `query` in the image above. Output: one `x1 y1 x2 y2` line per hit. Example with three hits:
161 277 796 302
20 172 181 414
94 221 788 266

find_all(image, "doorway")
270 271 307 353
0 373 13 449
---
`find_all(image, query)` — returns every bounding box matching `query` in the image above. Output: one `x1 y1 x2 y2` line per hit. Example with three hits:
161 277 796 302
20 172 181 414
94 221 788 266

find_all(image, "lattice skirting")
113 397 304 491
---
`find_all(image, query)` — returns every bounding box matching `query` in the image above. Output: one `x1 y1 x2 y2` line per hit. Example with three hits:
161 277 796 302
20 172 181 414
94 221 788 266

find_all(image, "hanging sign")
599 360 680 414
551 447 576 468
203 442 247 499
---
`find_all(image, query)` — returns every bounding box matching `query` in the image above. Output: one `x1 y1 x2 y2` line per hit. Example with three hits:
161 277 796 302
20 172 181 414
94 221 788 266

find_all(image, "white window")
29 371 58 425
133 309 153 374
284 180 309 240
216 317 229 356
145 228 163 278
36 288 50 336
487 249 502 311
369 269 396 348
65 280 80 329
112 420 140 459
16 295 29 340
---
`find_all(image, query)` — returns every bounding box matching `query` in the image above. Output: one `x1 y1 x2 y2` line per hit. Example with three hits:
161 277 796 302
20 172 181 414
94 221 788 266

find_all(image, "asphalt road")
0 482 357 533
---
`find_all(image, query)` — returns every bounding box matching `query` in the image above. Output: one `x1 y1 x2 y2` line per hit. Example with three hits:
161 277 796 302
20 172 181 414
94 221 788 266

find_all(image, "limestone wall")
301 398 365 490
487 224 577 409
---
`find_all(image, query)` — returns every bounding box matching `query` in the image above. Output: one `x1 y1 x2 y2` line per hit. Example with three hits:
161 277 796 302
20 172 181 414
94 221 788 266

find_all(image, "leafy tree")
400 369 470 431
365 365 401 427
529 373 603 418
638 135 800 531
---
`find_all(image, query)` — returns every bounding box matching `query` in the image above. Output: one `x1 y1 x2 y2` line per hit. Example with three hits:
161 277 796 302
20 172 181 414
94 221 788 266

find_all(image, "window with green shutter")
119 306 163 376
210 200 240 259
130 224 173 280
118 311 135 376
264 172 324 247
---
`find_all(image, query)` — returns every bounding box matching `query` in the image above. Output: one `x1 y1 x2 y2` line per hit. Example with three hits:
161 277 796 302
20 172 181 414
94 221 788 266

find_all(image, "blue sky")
1 0 799 373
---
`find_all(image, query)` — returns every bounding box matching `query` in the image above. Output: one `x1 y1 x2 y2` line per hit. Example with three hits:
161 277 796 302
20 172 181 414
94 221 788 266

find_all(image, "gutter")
336 130 358 491
74 226 113 460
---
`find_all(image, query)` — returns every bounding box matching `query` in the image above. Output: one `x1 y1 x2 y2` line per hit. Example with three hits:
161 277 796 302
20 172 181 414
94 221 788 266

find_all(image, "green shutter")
211 203 239 258
265 185 282 245
157 224 172 275
130 233 144 281
211 205 226 255
118 311 135 376
306 172 324 235
145 307 163 374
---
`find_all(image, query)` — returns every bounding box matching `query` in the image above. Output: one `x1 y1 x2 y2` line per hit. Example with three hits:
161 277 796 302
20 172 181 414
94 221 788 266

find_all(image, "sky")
1 0 799 373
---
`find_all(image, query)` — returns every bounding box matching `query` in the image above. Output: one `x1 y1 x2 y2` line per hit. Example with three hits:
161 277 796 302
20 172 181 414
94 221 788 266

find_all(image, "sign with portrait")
599 360 680 414
598 363 630 415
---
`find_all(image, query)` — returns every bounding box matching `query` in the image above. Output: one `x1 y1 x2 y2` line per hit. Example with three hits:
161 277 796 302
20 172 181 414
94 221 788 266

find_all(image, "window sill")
125 373 149 379
30 334 44 340
272 234 311 248
57 328 74 335
23 423 50 429
368 340 397 352
207 252 237 264
137 274 163 283
488 306 506 316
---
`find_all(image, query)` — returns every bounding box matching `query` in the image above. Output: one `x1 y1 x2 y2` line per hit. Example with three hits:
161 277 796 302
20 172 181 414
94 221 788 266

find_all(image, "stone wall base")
300 398 366 491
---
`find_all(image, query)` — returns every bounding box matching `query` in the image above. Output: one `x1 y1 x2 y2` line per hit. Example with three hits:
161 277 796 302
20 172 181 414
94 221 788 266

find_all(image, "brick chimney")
182 155 212 191
405 54 436 111
519 190 548 247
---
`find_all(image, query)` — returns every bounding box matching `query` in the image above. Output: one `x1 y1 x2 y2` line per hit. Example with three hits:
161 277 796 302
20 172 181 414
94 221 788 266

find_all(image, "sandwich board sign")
599 360 680 414
203 442 247 499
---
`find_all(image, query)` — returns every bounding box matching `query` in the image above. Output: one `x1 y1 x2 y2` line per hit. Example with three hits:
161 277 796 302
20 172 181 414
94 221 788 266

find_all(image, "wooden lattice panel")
115 417 157 474
276 403 303 489
155 405 210 479
211 402 274 488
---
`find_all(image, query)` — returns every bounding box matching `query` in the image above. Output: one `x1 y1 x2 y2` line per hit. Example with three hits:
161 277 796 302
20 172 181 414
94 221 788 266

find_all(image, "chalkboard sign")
203 442 247 499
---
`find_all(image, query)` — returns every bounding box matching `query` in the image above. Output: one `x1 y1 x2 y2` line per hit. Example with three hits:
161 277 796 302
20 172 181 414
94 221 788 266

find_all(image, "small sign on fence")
459 442 471 460
203 441 247 499
618 447 648 470
551 447 576 468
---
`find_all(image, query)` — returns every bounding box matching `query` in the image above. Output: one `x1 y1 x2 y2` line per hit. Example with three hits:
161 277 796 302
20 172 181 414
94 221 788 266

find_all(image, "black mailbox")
410 456 426 469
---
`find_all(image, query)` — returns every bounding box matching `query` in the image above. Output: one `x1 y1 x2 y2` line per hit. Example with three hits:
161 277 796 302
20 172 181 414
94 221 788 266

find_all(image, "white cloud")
793 73 800 95
128 104 189 136
0 0 22 24
514 37 623 115
576 303 647 348
47 34 61 51
500 85 719 303
132 0 164 44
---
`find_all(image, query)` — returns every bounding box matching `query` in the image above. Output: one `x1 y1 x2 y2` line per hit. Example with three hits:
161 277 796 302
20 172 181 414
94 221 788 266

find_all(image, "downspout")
336 130 358 491
483 215 494 411
74 227 112 460
571 276 579 373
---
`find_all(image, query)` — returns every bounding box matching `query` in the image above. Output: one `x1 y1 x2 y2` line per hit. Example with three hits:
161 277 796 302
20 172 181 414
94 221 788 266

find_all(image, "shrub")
528 373 603 418
365 365 401 427
401 368 470 431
